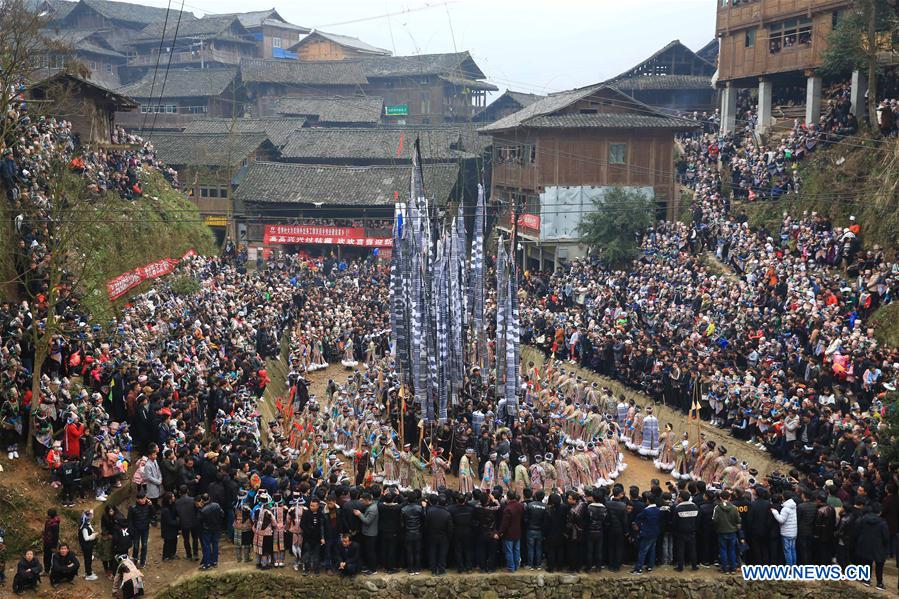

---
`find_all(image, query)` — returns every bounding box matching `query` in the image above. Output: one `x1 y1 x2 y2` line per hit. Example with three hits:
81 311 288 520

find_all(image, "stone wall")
157 571 878 599
520 346 787 479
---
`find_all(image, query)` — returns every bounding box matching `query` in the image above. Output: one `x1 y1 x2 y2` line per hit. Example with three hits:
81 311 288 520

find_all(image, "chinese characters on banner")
263 225 393 247
510 213 541 232
105 248 197 300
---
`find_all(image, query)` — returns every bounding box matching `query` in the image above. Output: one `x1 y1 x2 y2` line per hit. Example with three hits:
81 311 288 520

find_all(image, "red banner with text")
106 249 196 300
264 225 392 247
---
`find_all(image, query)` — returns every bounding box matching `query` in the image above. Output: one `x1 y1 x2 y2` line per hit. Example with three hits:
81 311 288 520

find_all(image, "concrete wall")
520 345 787 479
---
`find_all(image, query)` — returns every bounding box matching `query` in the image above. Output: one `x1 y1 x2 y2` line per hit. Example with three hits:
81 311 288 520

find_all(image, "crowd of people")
0 75 898 595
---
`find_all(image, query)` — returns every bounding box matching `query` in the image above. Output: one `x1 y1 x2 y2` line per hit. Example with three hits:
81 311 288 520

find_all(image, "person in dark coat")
605 485 628 571
563 491 587 572
336 534 361 577
543 493 566 572
377 490 403 573
855 506 889 590
745 486 778 565
447 491 475 573
424 494 453 576
400 491 425 574
160 493 181 560
12 550 42 594
48 543 79 585
473 491 499 572
127 492 152 567
175 487 200 560
497 491 524 572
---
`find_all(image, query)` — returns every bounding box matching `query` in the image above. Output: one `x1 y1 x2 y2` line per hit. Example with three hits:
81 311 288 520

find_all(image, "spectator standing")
127 492 152 568
79 509 99 581
198 493 224 570
498 490 524 572
42 509 60 573
160 493 181 561
712 490 742 574
174 486 200 561
771 493 798 566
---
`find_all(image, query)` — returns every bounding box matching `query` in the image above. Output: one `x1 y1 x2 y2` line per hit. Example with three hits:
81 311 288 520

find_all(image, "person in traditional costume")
529 455 545 492
720 457 740 489
708 446 729 485
429 448 449 491
233 498 253 562
252 492 275 569
732 462 753 492
513 455 530 495
399 444 413 489
555 450 571 491
654 423 676 472
287 498 305 571
638 406 659 457
271 494 287 567
383 440 400 486
691 440 715 481
458 448 475 494
498 453 511 492
408 450 427 490
672 433 692 480
480 452 496 493
542 452 557 493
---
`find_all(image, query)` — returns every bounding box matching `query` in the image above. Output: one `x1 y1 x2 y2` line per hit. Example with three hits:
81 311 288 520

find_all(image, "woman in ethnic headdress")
654 423 676 472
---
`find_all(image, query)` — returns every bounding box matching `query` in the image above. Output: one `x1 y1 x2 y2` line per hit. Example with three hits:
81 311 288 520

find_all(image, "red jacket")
499 500 524 540
64 422 85 458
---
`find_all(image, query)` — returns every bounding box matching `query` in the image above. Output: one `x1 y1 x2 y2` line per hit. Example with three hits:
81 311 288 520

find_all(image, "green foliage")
820 10 869 78
576 187 655 269
169 275 201 296
871 302 899 349
880 391 899 466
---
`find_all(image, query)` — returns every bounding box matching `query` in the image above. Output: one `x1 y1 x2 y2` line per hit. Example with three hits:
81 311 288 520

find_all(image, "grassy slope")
741 134 899 250
79 171 216 320
872 302 899 350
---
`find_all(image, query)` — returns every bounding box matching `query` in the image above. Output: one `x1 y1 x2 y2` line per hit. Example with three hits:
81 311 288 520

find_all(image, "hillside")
0 170 216 319
741 133 899 250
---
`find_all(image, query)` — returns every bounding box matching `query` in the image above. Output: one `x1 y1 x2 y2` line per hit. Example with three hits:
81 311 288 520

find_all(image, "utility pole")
510 194 521 279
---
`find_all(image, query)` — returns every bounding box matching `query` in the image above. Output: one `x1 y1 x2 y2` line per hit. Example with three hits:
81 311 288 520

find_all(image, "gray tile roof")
612 74 713 91
272 95 382 123
117 68 237 99
478 85 602 132
360 51 486 79
148 132 269 166
438 74 498 91
207 9 309 32
138 15 250 42
478 84 697 133
290 30 390 55
278 127 471 161
505 91 544 107
234 162 459 206
182 117 306 148
77 0 195 26
240 58 367 85
523 113 699 129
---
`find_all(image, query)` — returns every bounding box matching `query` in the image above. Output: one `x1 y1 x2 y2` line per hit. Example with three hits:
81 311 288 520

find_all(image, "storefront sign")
204 215 228 227
384 104 409 116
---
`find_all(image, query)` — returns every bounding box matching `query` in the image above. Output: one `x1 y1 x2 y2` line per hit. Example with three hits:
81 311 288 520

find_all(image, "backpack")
132 456 148 485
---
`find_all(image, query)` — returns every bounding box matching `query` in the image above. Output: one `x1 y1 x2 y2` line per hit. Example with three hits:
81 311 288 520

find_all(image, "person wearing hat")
514 455 530 496
112 553 143 599
638 405 659 457
480 452 497 494
458 448 475 495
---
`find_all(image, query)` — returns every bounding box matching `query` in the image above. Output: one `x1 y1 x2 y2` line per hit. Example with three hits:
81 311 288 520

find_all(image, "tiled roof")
478 85 602 132
438 75 498 91
148 132 269 166
207 9 309 32
505 91 544 107
272 95 382 123
138 15 250 42
612 74 713 91
234 162 459 206
182 117 306 148
290 30 390 55
240 58 367 85
77 0 195 26
523 113 699 129
278 127 471 161
117 68 237 99
360 51 486 79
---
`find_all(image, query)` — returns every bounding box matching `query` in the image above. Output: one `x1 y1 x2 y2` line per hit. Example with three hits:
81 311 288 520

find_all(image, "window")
609 143 627 165
745 29 755 48
186 105 208 114
768 17 812 54
89 61 97 70
140 104 177 114
420 91 431 114
49 54 65 69
420 75 430 84
579 108 598 114
106 63 113 73
272 37 282 48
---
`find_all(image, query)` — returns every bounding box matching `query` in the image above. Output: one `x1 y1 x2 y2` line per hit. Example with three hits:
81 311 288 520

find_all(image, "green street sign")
384 104 409 116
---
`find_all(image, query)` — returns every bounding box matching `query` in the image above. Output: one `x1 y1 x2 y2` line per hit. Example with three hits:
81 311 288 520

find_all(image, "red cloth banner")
106 249 196 300
518 213 541 231
106 270 144 300
264 225 392 247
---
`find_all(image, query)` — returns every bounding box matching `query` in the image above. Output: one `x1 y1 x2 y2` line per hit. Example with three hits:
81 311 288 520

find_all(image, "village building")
28 72 137 144
206 9 310 59
120 16 257 81
716 0 853 132
357 52 497 124
40 29 126 89
115 68 241 130
478 84 697 270
233 161 459 258
239 58 368 116
271 96 384 126
288 30 391 61
602 40 717 114
180 117 308 150
474 90 544 124
148 131 279 243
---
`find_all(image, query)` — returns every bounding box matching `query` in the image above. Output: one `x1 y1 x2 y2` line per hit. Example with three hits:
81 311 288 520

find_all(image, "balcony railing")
127 48 243 67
